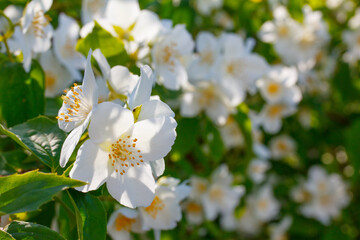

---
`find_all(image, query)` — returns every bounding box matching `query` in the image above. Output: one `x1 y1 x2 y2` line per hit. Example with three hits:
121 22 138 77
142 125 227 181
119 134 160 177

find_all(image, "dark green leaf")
0 116 66 169
0 59 44 127
0 170 85 214
4 221 65 240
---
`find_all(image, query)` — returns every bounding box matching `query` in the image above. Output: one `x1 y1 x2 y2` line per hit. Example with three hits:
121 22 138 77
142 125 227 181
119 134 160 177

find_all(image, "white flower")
0 215 10 229
219 117 244 149
257 66 301 105
269 216 292 240
92 49 139 103
202 165 245 220
14 0 53 72
258 103 297 134
183 200 204 225
237 209 262 236
195 0 223 15
187 31 220 81
69 101 177 208
0 5 22 35
269 135 296 160
218 33 269 105
189 176 208 201
81 0 108 24
247 159 270 184
39 50 73 98
152 24 194 90
107 208 143 240
139 177 191 230
53 13 86 80
57 50 98 167
248 184 280 222
342 28 360 64
297 166 350 225
180 80 232 126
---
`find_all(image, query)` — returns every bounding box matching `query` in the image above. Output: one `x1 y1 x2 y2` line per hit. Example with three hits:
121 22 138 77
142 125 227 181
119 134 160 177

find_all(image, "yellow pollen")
277 141 287 151
268 104 284 117
209 187 223 201
115 214 136 232
278 25 289 37
45 72 56 88
145 196 165 219
267 83 280 94
186 202 202 214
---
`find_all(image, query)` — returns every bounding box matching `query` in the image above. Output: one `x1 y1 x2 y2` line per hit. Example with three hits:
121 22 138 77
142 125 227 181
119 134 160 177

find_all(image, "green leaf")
67 191 107 240
4 221 65 240
0 59 44 127
0 230 15 240
0 116 66 169
345 119 360 182
0 170 85 214
203 118 224 162
76 21 129 67
172 118 200 157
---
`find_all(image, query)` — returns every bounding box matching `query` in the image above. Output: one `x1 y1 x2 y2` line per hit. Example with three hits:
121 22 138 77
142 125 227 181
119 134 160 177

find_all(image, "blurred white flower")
269 135 296 160
195 0 223 15
183 200 204 225
269 216 292 240
296 166 350 225
258 103 296 134
107 208 143 240
57 50 98 167
152 24 194 90
219 117 245 149
248 159 270 183
139 177 191 230
202 165 245 220
342 28 360 64
257 66 301 105
53 13 86 80
39 50 73 98
218 33 269 106
237 209 262 236
248 184 280 222
11 0 53 72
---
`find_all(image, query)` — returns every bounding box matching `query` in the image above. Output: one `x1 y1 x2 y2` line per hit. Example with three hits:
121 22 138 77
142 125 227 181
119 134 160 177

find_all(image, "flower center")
62 37 76 59
258 199 268 210
267 83 280 95
199 85 216 106
115 214 136 232
277 141 288 151
109 135 144 175
278 25 289 37
201 51 214 65
144 196 165 219
268 104 285 117
57 83 92 123
45 71 56 88
186 202 202 214
87 0 106 13
226 60 241 77
159 44 177 66
31 10 51 38
209 186 223 202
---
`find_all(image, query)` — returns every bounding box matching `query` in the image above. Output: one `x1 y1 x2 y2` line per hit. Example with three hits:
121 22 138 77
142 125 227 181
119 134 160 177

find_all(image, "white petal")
105 0 140 29
202 196 218 220
128 65 154 110
137 98 175 121
59 116 90 167
127 117 177 162
109 65 139 97
82 49 99 107
70 140 109 192
107 163 155 208
180 92 201 117
131 10 162 43
150 158 165 177
93 48 111 81
88 102 134 144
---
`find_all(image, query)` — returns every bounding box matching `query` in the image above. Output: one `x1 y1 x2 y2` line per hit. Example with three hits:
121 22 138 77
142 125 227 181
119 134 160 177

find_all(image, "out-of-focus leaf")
0 59 44 127
0 116 66 170
172 118 200 157
203 119 224 162
0 150 28 175
234 104 254 163
0 230 15 240
4 221 65 240
0 170 85 214
345 119 360 182
76 22 129 67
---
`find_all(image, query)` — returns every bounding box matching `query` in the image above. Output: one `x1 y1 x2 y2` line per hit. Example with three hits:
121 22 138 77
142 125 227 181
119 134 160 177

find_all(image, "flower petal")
82 49 99 106
59 116 90 167
137 98 175 121
128 65 154 110
150 158 165 178
70 140 110 192
106 163 155 208
93 48 111 81
88 102 134 144
127 117 177 162
109 65 139 97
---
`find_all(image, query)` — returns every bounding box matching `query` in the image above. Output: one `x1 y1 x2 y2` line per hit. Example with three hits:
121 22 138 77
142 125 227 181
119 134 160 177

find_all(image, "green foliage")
0 170 85 214
0 116 66 170
76 22 129 67
0 230 15 240
0 58 45 128
4 221 65 240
